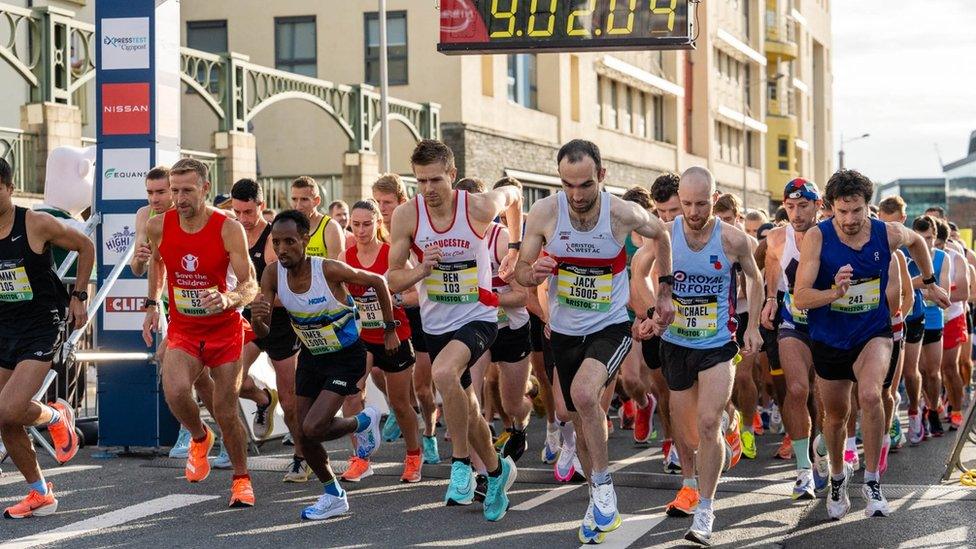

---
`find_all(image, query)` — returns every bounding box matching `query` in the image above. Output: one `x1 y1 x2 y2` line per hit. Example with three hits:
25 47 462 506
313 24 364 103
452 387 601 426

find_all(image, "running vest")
662 217 737 349
345 242 410 345
778 225 808 329
158 210 241 332
412 191 497 335
306 214 333 258
488 223 529 330
249 223 272 280
0 207 67 334
944 248 965 322
922 248 947 330
544 192 630 337
808 218 891 349
277 256 360 354
902 246 925 321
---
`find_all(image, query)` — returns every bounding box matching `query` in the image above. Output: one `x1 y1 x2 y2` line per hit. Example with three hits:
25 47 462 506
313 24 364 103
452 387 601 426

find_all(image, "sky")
831 1 976 183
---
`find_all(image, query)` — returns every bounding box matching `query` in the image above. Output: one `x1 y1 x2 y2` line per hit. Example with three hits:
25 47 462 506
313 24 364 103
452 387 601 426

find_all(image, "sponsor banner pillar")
95 0 181 448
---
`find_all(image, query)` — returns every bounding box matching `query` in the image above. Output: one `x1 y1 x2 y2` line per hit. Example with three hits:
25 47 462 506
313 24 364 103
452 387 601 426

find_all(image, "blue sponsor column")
95 0 181 448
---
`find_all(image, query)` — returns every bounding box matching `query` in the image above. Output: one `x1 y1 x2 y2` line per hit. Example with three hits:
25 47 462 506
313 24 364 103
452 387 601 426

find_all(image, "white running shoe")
685 507 715 546
792 469 815 500
301 490 349 521
812 434 830 494
591 481 621 532
908 413 924 446
826 464 853 520
555 444 578 482
354 407 382 459
861 480 891 517
542 425 560 464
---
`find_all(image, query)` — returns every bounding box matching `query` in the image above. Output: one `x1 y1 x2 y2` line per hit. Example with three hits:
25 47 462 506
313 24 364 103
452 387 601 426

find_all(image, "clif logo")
106 297 147 312
102 83 150 135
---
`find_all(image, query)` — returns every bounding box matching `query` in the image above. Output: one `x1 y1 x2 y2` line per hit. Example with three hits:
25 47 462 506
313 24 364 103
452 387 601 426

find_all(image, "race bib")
783 292 807 324
497 305 509 325
669 295 718 338
557 264 612 312
295 323 343 355
354 293 384 330
830 278 881 314
0 266 33 302
173 286 217 316
426 260 479 304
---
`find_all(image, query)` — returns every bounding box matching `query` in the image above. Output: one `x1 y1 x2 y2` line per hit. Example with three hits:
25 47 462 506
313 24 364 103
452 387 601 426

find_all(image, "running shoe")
664 440 682 474
634 394 656 444
382 413 401 442
283 456 312 483
812 434 830 494
341 456 373 482
927 408 944 437
169 427 191 459
445 461 475 506
355 407 382 459
212 441 232 469
908 412 924 446
619 400 636 430
889 417 904 450
251 388 278 440
484 456 517 521
666 485 700 517
401 453 422 483
685 507 715 546
555 444 579 482
752 411 765 436
578 495 607 544
502 427 528 462
185 427 215 483
283 432 294 446
793 469 815 500
722 412 742 471
843 449 860 471
591 481 622 532
422 435 441 465
301 489 349 520
949 411 963 431
493 430 511 451
48 399 78 464
229 476 255 508
473 473 488 503
775 434 793 460
3 482 57 519
826 463 853 520
861 480 890 517
741 430 757 460
541 425 560 464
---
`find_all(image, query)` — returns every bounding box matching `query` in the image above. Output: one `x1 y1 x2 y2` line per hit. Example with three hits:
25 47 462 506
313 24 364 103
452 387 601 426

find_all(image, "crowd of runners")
0 136 972 545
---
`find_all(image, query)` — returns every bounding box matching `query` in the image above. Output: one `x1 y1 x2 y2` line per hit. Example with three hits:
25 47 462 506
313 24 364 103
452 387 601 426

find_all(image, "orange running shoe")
619 400 636 430
229 476 255 508
665 486 700 517
724 428 743 471
185 427 215 483
752 411 764 436
3 483 57 519
950 411 964 431
341 456 373 482
401 453 422 483
48 399 78 464
776 434 793 460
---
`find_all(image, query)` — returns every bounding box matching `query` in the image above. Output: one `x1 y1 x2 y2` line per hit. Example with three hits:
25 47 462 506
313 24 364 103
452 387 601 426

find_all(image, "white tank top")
488 223 529 330
413 190 497 335
945 248 965 321
544 192 630 336
276 257 361 355
778 224 807 327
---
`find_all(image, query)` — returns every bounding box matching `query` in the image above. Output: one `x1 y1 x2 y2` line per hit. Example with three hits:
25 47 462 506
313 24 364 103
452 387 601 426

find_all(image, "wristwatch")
508 241 522 250
71 290 88 301
383 320 399 332
922 274 937 285
658 275 674 286
144 298 158 309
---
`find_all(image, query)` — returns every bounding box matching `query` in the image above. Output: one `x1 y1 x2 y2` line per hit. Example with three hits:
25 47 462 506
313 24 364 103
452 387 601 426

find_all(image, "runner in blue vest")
794 170 949 521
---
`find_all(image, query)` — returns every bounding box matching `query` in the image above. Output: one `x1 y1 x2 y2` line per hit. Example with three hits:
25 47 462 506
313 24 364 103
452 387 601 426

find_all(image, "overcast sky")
831 1 976 183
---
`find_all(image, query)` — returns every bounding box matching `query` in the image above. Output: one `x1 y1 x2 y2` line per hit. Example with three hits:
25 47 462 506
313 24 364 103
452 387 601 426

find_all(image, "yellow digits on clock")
607 0 637 35
651 0 678 32
567 0 597 36
490 0 518 38
528 0 557 37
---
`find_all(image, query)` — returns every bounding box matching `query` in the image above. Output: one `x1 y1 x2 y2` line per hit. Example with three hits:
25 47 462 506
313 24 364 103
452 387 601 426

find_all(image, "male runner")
251 209 393 520
794 170 949 519
388 140 522 521
761 178 823 498
328 200 350 230
290 176 345 260
516 140 674 543
934 218 969 430
0 158 93 519
142 158 258 508
642 167 762 545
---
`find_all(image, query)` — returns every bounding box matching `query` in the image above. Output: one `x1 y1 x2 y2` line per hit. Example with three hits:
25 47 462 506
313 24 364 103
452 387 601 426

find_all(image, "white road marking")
1 494 218 549
579 513 666 549
415 518 581 546
513 447 658 511
0 465 102 487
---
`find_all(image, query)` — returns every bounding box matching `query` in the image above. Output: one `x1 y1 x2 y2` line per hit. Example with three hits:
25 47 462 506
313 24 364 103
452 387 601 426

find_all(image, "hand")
143 308 159 347
420 244 442 276
927 283 951 309
67 297 88 331
134 242 152 265
631 317 643 340
637 317 656 340
653 293 675 334
251 294 271 325
760 298 777 330
498 249 518 283
741 326 763 356
834 264 853 297
543 322 551 340
384 329 400 355
530 256 557 285
199 289 231 314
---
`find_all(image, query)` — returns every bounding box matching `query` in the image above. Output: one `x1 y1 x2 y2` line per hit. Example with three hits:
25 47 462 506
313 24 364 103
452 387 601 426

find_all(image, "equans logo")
182 254 199 272
106 226 135 255
104 168 147 180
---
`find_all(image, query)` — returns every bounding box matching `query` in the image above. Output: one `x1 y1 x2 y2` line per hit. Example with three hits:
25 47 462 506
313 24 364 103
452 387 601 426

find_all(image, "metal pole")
742 77 748 212
379 0 391 173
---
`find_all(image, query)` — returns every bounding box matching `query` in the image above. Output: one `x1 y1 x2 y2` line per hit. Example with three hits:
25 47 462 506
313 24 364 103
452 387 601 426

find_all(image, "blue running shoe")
578 498 608 544
445 461 475 506
169 427 191 459
382 413 401 443
591 481 621 532
483 455 517 522
211 440 231 469
301 490 349 520
355 407 382 459
422 435 440 465
812 434 830 494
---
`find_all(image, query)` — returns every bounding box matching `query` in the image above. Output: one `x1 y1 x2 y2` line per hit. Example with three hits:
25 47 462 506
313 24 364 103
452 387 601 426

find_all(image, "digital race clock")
438 0 694 54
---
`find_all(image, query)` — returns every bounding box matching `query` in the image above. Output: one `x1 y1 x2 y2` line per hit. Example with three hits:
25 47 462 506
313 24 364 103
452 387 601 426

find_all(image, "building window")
507 54 537 109
636 92 647 138
186 20 227 93
275 16 317 77
746 131 755 167
778 136 789 170
622 87 633 133
596 76 603 125
522 185 552 209
608 81 618 129
365 11 408 86
652 95 665 141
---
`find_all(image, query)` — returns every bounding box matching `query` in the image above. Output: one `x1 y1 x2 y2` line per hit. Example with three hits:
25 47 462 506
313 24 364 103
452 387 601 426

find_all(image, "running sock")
354 411 372 433
323 479 344 497
546 421 559 435
452 456 471 466
845 436 857 452
682 477 698 490
559 421 576 448
698 497 713 511
864 470 880 483
45 406 61 426
831 471 846 482
232 473 250 481
407 448 421 457
792 437 812 470
488 461 503 478
28 479 48 495
815 435 828 456
591 469 611 485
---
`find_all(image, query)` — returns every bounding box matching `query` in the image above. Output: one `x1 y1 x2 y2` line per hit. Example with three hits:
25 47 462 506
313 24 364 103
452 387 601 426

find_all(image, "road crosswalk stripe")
0 465 102 487
578 513 666 549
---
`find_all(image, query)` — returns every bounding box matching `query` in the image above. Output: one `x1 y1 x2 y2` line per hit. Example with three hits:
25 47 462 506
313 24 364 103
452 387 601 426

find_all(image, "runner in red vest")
142 159 258 509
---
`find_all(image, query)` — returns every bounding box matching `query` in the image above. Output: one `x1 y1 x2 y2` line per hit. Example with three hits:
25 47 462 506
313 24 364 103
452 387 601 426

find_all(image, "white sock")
559 421 576 448
845 437 857 452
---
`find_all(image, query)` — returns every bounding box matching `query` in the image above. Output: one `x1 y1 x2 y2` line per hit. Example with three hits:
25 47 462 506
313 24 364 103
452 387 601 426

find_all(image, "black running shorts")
490 323 531 364
549 322 632 412
295 341 367 398
364 339 415 373
424 321 498 389
660 339 739 392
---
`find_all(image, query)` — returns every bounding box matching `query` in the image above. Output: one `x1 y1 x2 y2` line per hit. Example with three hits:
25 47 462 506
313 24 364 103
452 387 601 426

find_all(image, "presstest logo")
103 35 148 51
101 17 149 70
